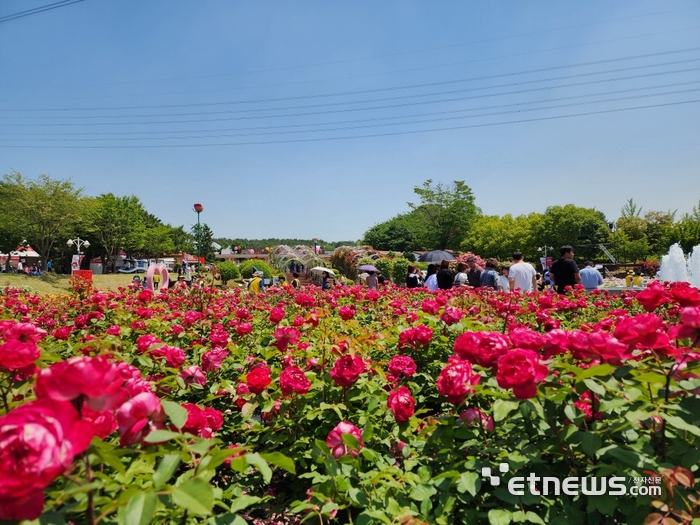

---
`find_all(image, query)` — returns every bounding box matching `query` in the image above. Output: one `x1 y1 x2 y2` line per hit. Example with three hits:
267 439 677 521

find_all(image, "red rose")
180 365 206 387
508 327 545 351
441 307 464 325
136 334 162 352
453 331 510 368
338 305 356 320
635 282 670 311
613 314 670 350
209 323 230 346
496 349 548 399
149 345 186 368
236 322 253 336
413 325 433 347
269 306 286 324
387 386 415 423
0 399 93 521
271 326 301 352
279 366 311 396
330 355 365 388
436 360 481 405
246 366 272 394
421 299 440 315
669 306 700 344
669 282 700 307
387 355 417 378
326 421 363 458
35 356 129 411
460 407 494 432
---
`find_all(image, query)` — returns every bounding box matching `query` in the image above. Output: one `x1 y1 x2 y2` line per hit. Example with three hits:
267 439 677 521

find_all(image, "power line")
4 66 698 126
3 47 699 113
1 100 696 148
5 80 696 138
0 0 84 23
2 87 697 142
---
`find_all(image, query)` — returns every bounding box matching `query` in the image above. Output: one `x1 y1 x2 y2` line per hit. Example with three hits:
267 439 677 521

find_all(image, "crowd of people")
405 246 607 294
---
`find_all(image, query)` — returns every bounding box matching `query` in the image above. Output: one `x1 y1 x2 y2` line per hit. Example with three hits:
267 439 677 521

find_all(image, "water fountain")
658 242 700 288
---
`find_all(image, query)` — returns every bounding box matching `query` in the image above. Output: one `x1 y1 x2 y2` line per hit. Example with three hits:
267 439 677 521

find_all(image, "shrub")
239 259 275 278
216 261 240 283
374 258 393 280
391 257 410 284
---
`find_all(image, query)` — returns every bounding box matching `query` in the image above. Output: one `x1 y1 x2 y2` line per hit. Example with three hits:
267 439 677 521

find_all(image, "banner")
71 254 84 274
540 257 553 269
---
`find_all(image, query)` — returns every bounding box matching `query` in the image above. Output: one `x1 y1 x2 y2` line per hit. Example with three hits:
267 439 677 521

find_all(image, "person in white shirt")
508 251 537 292
497 266 510 292
424 264 439 291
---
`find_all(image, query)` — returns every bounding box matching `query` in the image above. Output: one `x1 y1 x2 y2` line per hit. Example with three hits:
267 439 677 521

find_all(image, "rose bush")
0 279 698 524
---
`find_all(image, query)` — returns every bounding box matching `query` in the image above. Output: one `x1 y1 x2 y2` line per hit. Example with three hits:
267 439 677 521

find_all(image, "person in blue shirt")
579 260 604 291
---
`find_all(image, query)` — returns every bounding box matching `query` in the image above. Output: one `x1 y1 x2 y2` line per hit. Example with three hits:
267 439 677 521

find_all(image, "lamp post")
67 237 90 274
193 203 203 261
537 245 554 259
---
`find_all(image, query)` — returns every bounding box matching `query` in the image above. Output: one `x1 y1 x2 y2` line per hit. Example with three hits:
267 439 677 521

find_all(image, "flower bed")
1 281 699 524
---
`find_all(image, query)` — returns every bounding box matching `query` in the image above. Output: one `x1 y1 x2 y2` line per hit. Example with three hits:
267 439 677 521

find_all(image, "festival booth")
9 245 41 271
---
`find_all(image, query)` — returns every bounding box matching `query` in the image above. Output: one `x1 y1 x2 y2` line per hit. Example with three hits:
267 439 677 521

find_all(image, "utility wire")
4 66 698 127
2 87 697 142
4 80 697 138
1 100 697 148
0 0 84 23
4 46 699 112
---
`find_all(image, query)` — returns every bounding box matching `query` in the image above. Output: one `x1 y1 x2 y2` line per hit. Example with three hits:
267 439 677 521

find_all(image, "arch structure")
331 246 381 266
269 245 326 273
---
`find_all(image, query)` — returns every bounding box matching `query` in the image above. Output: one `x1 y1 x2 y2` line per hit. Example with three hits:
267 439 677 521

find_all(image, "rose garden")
1 276 700 525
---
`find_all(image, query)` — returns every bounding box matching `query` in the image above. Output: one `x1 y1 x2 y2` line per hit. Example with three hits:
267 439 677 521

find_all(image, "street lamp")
193 203 203 260
537 245 554 258
67 237 90 274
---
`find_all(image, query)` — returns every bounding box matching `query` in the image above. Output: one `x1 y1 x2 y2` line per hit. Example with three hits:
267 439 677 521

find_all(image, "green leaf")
633 372 667 384
245 453 273 483
576 363 615 379
524 512 545 524
457 471 481 496
161 399 188 429
579 432 602 457
228 495 262 513
171 478 214 515
260 452 296 474
409 484 437 502
488 509 512 525
143 429 181 443
118 491 158 525
493 399 519 422
661 413 700 437
153 454 181 489
583 378 606 396
341 433 360 451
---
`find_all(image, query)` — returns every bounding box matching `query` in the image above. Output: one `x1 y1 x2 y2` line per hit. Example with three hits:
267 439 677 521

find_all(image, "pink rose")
116 392 166 446
269 306 286 324
201 347 228 372
271 326 301 352
460 407 494 432
0 399 93 520
326 421 363 458
180 365 206 387
0 322 45 371
453 331 510 368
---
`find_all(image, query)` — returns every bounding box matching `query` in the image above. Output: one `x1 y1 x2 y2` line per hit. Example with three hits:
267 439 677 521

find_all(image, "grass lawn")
1 272 139 295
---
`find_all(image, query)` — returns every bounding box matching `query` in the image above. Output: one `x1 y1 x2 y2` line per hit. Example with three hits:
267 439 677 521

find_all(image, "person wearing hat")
248 270 265 294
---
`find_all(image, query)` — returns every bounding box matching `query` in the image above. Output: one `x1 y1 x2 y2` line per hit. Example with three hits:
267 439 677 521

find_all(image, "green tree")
88 194 146 271
0 171 86 262
192 223 215 261
530 204 609 262
461 213 540 262
673 200 700 252
363 212 422 252
407 180 480 250
644 210 676 256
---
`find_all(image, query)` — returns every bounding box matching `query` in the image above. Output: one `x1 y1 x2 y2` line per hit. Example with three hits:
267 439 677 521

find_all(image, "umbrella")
357 264 378 272
310 266 335 276
417 250 456 263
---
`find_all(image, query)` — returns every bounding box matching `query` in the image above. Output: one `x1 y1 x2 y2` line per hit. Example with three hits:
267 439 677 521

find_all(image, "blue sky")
1 1 699 242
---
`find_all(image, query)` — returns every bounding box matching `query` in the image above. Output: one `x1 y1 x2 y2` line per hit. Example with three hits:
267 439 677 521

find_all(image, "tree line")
363 181 700 263
0 172 201 272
